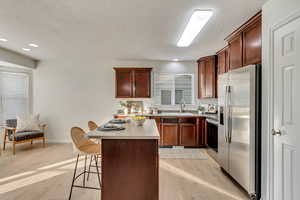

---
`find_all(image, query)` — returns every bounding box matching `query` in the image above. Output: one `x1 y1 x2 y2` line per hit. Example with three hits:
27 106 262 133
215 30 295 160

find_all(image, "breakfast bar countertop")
86 119 160 140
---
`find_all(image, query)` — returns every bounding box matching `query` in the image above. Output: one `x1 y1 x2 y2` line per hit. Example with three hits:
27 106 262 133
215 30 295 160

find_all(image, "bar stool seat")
79 144 101 155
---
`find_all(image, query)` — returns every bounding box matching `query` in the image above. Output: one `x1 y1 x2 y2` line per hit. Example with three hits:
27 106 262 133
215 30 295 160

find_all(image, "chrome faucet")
179 100 186 113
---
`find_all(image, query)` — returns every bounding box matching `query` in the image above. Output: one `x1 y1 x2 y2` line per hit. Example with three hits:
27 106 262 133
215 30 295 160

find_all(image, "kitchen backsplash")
114 98 218 113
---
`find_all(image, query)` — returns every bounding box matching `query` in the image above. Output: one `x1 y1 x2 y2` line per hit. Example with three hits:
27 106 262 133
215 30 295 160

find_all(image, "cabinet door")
217 48 228 74
229 34 243 70
161 123 178 146
198 60 206 98
205 57 216 98
217 50 226 74
115 69 133 98
150 117 162 145
243 19 261 65
197 118 206 146
179 124 197 146
134 70 151 98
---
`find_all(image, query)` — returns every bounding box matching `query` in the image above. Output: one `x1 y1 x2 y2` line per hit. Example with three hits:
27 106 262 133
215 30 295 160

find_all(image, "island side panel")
101 139 159 200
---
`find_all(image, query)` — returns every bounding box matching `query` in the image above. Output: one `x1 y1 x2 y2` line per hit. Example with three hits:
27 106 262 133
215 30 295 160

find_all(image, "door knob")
272 129 282 136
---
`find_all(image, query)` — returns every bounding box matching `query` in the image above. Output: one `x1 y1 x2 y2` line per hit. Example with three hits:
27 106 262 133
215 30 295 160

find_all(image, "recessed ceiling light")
29 43 39 48
177 10 213 47
22 48 31 51
0 38 8 42
173 59 179 62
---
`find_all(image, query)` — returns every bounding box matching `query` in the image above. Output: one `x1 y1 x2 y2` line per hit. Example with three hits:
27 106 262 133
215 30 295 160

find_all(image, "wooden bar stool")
88 121 98 131
69 127 101 200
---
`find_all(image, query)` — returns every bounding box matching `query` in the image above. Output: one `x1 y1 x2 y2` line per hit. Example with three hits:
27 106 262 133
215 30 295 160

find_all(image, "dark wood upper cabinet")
217 47 229 74
179 123 197 146
205 57 215 98
243 18 262 65
115 69 133 98
134 69 151 98
228 34 243 70
224 11 262 70
198 60 206 98
197 55 217 99
114 68 152 98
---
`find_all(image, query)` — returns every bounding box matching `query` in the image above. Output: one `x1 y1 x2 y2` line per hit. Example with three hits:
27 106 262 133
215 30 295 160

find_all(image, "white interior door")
273 15 300 200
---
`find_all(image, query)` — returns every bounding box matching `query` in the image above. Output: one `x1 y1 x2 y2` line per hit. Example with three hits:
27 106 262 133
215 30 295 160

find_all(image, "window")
154 73 194 106
0 71 30 124
174 74 193 104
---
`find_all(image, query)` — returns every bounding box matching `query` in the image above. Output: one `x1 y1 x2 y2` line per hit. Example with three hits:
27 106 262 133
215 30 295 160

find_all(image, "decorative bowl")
132 116 146 126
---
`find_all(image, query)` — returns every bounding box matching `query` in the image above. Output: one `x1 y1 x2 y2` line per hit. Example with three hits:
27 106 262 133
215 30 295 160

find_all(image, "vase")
124 108 128 115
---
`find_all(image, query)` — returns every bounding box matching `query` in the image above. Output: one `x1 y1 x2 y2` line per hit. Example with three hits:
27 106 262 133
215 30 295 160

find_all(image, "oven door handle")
206 119 218 126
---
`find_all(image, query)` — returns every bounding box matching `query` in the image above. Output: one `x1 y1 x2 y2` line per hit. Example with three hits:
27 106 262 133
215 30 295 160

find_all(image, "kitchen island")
86 119 160 200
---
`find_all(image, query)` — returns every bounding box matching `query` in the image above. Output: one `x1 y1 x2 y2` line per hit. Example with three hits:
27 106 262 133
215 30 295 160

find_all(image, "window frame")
0 67 33 124
154 72 195 107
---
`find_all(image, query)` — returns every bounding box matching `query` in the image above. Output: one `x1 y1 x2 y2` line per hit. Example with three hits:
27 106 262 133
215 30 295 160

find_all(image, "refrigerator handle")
228 86 232 143
224 86 228 143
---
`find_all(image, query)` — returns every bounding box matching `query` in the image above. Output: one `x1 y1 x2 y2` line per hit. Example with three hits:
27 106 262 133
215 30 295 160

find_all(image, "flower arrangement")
119 101 130 114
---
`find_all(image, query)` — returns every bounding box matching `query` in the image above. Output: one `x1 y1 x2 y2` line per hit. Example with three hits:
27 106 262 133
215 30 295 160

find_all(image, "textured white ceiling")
0 0 267 61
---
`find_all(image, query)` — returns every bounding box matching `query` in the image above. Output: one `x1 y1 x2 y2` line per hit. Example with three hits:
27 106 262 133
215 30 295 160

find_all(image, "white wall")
262 0 300 199
33 58 216 143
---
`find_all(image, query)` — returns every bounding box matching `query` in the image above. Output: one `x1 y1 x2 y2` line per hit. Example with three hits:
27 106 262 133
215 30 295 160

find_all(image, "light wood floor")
0 143 249 200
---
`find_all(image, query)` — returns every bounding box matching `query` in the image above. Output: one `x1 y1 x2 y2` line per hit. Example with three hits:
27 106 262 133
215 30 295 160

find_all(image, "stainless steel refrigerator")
218 64 261 199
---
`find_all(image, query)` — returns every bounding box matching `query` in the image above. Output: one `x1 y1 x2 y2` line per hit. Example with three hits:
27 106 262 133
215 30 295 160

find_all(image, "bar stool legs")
87 156 93 181
83 155 87 187
94 155 101 186
68 154 101 200
87 155 101 181
68 154 80 200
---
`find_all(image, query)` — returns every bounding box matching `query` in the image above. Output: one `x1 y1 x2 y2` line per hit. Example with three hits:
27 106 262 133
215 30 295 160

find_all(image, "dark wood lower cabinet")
161 123 179 146
150 117 206 147
151 117 162 145
197 118 206 146
179 123 197 146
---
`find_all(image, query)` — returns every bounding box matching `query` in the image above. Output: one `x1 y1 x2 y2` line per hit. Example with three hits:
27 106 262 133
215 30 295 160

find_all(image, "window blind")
154 72 193 105
0 72 29 124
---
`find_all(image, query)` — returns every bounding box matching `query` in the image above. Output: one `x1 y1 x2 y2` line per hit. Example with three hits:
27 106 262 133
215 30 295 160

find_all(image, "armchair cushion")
9 131 44 141
16 114 41 132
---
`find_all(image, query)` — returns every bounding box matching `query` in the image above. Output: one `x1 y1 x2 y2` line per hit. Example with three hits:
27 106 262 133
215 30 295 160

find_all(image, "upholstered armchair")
2 119 46 155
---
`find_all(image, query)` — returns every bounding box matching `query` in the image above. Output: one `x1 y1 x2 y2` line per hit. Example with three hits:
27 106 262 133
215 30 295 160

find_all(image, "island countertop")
86 119 160 140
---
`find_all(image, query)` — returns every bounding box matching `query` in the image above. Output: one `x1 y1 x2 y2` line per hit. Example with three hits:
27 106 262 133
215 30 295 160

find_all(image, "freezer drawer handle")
272 129 281 136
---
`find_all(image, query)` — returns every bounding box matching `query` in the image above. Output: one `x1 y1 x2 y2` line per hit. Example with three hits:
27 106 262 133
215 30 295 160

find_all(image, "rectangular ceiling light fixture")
177 10 213 47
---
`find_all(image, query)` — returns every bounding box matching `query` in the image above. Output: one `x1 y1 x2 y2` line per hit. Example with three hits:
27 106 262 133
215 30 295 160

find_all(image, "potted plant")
197 105 205 115
119 101 130 115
